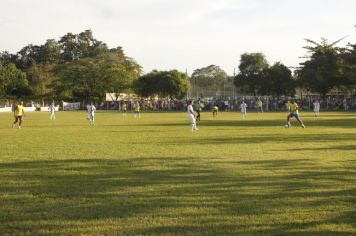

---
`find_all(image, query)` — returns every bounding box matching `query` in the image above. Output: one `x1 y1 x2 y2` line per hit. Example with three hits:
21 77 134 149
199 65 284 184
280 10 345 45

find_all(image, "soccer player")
187 100 198 131
90 103 96 125
122 101 127 116
48 103 56 119
313 99 320 117
86 103 92 122
134 101 140 118
240 101 248 119
212 104 218 117
286 99 305 128
193 99 202 121
12 101 25 129
257 98 263 113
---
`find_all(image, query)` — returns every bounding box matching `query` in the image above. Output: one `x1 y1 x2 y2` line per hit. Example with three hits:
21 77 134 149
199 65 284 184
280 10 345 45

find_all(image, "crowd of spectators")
96 96 356 112
2 96 356 112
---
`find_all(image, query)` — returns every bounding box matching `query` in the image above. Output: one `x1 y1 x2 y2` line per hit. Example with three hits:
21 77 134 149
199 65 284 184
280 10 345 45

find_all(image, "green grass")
0 110 355 236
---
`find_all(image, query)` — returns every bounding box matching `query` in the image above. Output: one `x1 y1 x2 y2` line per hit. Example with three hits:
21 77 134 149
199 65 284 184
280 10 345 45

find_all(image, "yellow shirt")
258 101 263 107
290 103 299 114
15 105 24 116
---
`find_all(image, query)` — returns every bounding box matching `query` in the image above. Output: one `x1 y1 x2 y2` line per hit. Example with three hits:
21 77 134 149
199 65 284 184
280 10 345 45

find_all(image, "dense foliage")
0 30 141 101
1 28 356 100
134 70 189 99
190 65 229 97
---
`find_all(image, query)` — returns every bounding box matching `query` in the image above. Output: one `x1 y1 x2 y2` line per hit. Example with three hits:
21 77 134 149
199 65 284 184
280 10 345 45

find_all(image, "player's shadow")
0 157 355 235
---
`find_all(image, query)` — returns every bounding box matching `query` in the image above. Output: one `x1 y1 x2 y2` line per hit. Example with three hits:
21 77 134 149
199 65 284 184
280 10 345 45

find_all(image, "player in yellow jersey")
13 101 25 129
285 99 292 114
257 99 263 113
286 99 305 128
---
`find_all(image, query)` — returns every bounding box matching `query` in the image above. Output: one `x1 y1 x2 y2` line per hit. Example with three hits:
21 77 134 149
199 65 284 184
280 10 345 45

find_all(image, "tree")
58 30 109 62
39 39 61 64
100 48 141 98
0 61 30 98
341 42 356 93
26 63 57 97
134 70 189 98
261 62 295 97
190 65 228 97
0 51 16 65
234 53 269 95
53 50 141 101
297 38 346 98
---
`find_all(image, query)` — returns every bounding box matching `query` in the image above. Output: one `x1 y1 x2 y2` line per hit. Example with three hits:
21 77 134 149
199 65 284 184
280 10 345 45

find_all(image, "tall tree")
234 53 269 95
297 38 346 97
53 50 141 101
190 65 228 97
39 39 61 64
58 30 109 62
341 42 356 93
26 63 57 97
0 61 30 98
261 62 295 97
134 70 189 98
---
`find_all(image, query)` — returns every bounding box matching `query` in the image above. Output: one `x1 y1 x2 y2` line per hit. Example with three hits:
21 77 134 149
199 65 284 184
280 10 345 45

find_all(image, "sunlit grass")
0 111 355 235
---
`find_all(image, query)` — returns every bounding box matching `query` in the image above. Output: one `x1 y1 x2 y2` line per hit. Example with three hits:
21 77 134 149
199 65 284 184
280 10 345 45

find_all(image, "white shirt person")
48 104 56 119
187 100 198 131
240 101 248 119
313 100 320 117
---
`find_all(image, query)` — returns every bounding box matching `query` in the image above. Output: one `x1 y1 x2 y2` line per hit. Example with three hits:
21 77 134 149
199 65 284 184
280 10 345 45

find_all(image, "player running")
285 99 305 128
193 99 202 121
12 101 25 129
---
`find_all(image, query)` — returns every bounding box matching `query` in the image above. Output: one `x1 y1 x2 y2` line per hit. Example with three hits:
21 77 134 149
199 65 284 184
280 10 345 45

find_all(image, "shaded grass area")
0 111 355 235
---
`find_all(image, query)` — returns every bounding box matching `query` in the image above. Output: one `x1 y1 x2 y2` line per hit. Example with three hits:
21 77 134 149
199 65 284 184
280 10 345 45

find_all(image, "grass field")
0 110 355 236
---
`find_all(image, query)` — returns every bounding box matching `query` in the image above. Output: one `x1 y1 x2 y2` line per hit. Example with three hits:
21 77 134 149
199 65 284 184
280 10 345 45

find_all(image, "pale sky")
1 0 355 74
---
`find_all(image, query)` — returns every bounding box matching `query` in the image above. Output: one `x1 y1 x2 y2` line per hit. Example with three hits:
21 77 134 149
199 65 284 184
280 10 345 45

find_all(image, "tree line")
1 29 356 102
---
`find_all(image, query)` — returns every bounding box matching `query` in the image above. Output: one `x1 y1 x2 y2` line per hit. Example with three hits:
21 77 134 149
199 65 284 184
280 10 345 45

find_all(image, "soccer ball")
284 124 289 128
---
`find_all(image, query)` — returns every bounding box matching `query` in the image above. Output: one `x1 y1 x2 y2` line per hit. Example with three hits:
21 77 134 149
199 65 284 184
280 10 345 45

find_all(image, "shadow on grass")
285 145 356 151
0 157 355 235
128 116 356 129
157 133 356 146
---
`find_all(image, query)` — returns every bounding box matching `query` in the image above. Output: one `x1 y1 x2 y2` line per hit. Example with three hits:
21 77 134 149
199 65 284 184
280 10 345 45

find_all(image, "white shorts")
187 114 196 124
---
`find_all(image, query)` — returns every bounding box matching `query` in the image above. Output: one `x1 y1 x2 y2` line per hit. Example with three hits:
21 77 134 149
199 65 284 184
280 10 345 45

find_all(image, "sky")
1 0 356 74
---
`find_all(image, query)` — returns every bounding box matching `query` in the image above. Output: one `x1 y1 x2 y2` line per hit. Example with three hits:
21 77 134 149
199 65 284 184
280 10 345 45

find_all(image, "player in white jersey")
90 103 96 125
313 100 320 117
86 104 92 121
240 101 248 119
187 100 198 131
48 103 56 119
